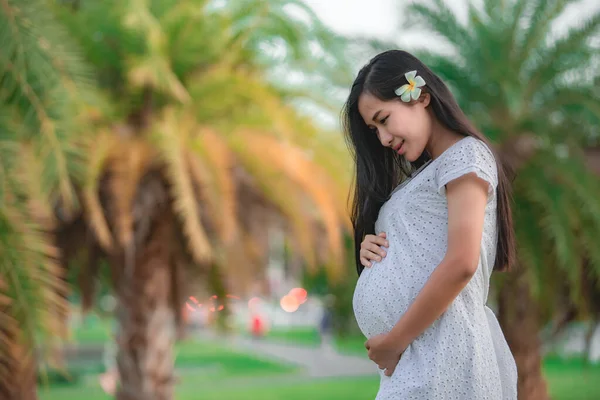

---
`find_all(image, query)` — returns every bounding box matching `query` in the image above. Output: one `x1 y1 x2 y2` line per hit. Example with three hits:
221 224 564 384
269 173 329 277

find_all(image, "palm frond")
229 135 317 270
82 131 115 251
0 0 102 387
191 129 238 244
503 0 530 63
0 0 101 213
17 145 55 228
233 132 345 277
514 0 577 68
107 137 152 248
481 0 512 21
513 191 554 300
553 151 600 279
407 0 474 52
0 193 68 384
532 86 600 121
415 51 494 111
52 0 138 99
154 108 212 263
524 12 600 87
516 151 600 307
122 0 190 103
188 67 285 132
159 0 223 78
218 0 327 64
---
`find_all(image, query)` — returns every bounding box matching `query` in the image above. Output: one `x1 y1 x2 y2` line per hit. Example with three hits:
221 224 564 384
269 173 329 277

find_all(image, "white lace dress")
353 137 517 399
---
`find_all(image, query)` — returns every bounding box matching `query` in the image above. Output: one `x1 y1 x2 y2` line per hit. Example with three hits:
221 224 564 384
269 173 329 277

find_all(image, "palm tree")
405 0 600 398
0 0 105 398
51 1 353 399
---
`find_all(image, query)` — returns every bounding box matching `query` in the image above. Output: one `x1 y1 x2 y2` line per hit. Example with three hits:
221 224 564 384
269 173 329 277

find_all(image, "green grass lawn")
41 321 296 400
173 340 294 376
42 319 600 400
70 315 112 343
40 376 379 400
39 364 600 400
262 326 365 352
542 356 600 400
263 326 365 355
263 326 320 345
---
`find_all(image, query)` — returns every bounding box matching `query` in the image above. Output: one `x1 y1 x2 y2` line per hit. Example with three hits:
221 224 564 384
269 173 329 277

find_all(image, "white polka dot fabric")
353 137 517 399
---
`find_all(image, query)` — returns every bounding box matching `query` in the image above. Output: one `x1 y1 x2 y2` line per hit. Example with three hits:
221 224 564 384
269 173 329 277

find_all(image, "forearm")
382 257 475 351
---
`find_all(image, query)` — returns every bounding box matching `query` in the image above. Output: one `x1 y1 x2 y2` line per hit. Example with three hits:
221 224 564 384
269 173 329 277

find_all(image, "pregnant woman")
343 50 518 399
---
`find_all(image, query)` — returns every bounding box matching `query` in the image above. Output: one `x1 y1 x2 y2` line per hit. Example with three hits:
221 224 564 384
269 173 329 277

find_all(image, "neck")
425 119 464 159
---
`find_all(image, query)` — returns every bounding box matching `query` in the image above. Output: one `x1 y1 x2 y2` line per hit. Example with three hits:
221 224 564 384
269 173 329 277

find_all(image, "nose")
378 129 393 148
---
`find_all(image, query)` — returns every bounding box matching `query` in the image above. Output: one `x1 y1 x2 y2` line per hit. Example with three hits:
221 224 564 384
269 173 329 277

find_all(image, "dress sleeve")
435 137 498 200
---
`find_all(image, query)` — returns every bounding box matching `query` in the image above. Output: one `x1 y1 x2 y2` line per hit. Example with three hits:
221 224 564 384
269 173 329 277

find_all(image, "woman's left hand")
365 333 404 377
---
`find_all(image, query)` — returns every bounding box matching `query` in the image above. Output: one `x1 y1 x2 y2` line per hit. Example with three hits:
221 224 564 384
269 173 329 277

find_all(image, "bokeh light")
289 287 308 304
280 295 299 313
248 296 261 311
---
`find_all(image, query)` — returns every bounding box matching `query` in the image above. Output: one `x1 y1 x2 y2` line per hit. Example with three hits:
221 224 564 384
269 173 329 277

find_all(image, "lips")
393 140 405 155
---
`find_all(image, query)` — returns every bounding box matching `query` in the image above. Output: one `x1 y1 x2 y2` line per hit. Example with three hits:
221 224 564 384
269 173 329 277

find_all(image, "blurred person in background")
249 298 266 339
343 50 517 399
318 294 335 354
250 312 265 339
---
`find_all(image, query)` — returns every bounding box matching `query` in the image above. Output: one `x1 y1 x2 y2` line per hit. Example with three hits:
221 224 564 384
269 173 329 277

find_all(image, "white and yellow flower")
394 70 426 102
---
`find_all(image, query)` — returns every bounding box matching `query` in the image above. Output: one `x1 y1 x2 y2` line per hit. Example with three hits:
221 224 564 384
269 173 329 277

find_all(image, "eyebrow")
371 110 382 122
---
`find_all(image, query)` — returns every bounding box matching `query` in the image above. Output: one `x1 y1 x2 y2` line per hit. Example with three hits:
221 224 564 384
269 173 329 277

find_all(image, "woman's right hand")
360 232 388 268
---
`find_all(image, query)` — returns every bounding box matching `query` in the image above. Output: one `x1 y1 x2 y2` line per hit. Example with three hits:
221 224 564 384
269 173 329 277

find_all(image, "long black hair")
342 50 515 276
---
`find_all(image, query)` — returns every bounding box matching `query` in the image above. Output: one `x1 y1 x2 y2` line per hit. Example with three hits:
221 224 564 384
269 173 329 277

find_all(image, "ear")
420 92 431 107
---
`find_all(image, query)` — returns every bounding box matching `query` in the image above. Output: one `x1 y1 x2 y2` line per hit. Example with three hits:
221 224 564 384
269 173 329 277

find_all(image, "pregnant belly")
353 261 413 338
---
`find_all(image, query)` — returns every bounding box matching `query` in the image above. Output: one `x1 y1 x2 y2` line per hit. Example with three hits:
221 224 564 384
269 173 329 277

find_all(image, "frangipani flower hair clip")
394 70 426 102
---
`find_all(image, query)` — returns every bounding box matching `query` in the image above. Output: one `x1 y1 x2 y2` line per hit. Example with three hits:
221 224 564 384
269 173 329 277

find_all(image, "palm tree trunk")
15 352 37 400
498 268 550 400
0 340 38 400
114 209 176 400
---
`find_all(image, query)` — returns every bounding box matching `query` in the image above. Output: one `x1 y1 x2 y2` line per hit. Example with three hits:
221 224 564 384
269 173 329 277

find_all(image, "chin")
405 147 428 163
405 152 419 163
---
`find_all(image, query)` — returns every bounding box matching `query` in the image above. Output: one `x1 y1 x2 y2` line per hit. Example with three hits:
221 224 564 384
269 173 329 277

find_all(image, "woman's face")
358 92 432 162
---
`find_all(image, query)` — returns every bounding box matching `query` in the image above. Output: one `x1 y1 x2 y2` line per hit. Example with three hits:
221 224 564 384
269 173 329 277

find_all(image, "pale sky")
302 0 398 40
303 0 600 43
